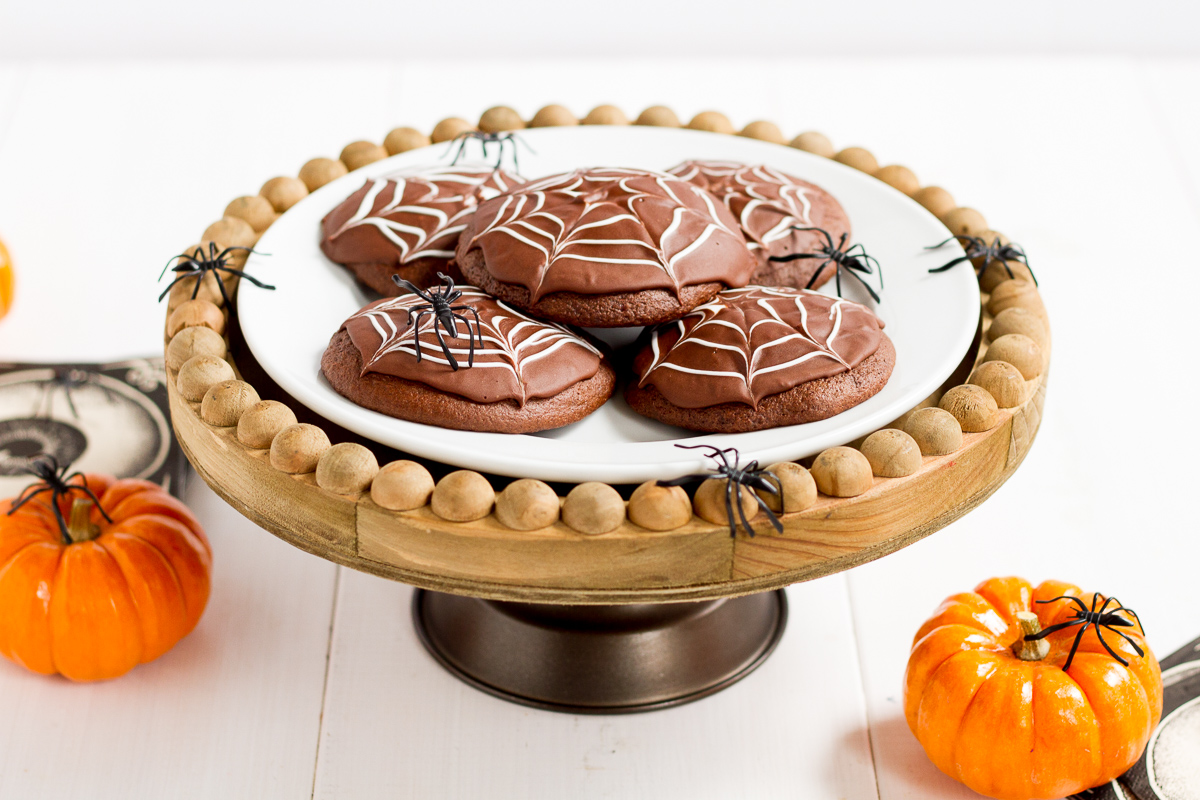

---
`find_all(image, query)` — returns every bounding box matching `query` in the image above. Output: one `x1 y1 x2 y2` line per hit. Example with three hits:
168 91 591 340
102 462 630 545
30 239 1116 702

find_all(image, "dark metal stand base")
411 589 788 714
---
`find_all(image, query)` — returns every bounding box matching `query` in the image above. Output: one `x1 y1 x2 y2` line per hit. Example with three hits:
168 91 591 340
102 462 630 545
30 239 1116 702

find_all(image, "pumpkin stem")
1013 611 1050 661
65 498 100 544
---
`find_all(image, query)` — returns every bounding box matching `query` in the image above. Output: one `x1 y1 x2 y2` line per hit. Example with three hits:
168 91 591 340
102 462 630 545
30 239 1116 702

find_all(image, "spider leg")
450 312 479 367
67 473 113 523
751 490 783 534
723 479 738 538
1111 601 1145 634
411 310 430 362
157 273 191 302
215 265 276 291
6 485 53 515
1062 620 1090 671
733 480 756 537
924 235 972 251
803 258 834 289
431 320 460 371
1093 625 1131 667
768 252 821 264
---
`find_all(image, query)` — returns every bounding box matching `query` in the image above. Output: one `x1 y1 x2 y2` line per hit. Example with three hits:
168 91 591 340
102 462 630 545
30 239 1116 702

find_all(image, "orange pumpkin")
904 577 1162 800
0 236 12 319
0 464 211 681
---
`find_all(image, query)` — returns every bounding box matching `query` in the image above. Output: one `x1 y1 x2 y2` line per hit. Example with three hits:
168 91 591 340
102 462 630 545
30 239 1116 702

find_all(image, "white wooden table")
0 58 1197 800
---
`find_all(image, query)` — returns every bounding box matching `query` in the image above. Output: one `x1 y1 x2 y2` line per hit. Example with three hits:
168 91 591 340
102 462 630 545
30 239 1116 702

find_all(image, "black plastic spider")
658 444 783 538
393 273 484 371
1025 593 1145 670
444 130 533 173
768 227 883 303
926 234 1037 286
6 454 112 543
157 242 276 307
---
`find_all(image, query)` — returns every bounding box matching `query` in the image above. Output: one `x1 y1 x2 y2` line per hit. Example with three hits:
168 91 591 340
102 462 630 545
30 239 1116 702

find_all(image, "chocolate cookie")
321 166 523 295
455 168 756 327
321 287 615 433
667 161 851 290
626 286 894 432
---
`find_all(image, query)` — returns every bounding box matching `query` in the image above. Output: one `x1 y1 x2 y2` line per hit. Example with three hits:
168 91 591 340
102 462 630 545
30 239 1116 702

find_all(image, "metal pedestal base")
411 589 787 714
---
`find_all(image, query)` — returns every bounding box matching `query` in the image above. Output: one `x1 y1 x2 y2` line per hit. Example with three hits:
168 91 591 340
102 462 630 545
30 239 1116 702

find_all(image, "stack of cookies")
319 158 894 435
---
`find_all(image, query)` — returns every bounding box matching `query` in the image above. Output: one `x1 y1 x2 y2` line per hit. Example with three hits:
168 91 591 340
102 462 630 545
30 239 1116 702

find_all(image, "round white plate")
239 126 978 484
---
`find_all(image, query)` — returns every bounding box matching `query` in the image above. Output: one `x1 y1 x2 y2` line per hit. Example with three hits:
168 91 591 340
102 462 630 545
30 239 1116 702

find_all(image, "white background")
1 1 1199 58
1 6 1200 800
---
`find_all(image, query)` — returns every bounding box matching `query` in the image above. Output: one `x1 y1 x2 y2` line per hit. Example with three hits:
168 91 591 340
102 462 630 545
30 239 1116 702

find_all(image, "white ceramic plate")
239 126 978 483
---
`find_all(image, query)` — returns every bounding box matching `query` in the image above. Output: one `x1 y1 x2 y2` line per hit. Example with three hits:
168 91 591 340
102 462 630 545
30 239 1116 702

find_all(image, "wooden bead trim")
166 106 1050 545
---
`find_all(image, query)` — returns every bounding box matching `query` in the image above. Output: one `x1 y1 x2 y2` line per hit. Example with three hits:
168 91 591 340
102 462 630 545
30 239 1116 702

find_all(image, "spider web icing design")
667 161 850 262
461 168 755 301
634 286 884 409
324 166 524 264
342 288 601 406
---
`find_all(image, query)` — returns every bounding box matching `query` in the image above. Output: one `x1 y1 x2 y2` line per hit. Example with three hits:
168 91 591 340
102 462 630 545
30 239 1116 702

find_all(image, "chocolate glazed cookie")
322 289 615 434
456 168 756 327
626 286 894 433
667 161 851 290
321 166 523 294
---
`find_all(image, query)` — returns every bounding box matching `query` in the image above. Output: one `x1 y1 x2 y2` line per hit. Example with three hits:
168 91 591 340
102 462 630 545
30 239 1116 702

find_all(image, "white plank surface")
0 479 339 799
313 571 878 800
0 57 1198 799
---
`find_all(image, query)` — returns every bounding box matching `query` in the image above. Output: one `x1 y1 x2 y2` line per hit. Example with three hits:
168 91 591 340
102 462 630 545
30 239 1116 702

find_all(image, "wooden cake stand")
164 105 1050 713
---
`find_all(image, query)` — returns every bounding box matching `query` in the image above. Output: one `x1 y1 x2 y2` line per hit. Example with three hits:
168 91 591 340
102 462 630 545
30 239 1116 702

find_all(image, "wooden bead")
940 207 988 238
860 429 922 478
529 104 577 128
224 195 275 233
495 479 559 531
167 298 225 338
582 104 629 125
299 158 348 192
810 447 873 497
478 106 525 132
834 147 878 173
627 481 691 531
167 270 224 311
693 479 758 527
339 140 388 171
167 326 226 372
987 279 1045 318
200 380 260 427
176 354 235 402
983 334 1043 380
430 117 475 144
969 361 1025 408
269 423 330 474
383 127 431 155
237 400 297 449
905 407 964 456
939 385 999 432
202 217 256 250
912 186 956 219
687 111 735 134
739 120 785 144
988 307 1049 351
561 482 625 534
790 131 835 158
980 259 1035 293
874 165 919 196
635 106 680 127
756 462 816 514
431 470 494 522
316 442 379 495
371 460 435 511
260 176 309 212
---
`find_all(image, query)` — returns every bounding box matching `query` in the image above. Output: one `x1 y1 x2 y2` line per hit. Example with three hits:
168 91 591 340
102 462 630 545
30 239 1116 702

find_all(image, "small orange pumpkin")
904 576 1162 800
0 236 13 319
0 457 211 681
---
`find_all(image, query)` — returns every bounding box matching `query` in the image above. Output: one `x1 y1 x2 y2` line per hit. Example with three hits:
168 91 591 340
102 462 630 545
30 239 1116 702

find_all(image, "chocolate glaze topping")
321 166 523 269
667 161 851 267
633 286 885 410
457 167 755 301
339 288 602 406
